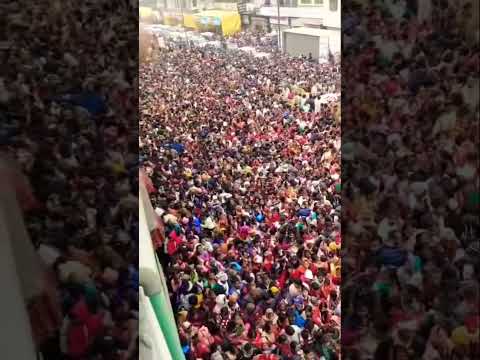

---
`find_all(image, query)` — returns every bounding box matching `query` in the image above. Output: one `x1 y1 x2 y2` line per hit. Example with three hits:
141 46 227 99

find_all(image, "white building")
254 0 340 30
148 0 213 12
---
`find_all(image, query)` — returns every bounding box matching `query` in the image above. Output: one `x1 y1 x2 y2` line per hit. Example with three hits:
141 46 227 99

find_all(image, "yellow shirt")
243 166 252 175
451 326 479 346
286 187 297 199
194 293 204 309
329 241 340 253
184 169 193 179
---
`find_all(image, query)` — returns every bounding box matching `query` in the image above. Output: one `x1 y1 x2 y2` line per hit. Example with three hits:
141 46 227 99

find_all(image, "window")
329 0 338 11
299 0 323 6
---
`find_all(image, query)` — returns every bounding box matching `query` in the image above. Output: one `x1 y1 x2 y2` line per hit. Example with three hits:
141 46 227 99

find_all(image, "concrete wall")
139 182 185 360
0 158 38 360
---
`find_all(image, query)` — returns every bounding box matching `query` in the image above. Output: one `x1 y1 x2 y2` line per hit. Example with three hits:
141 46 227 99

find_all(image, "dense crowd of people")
3 0 478 359
140 32 341 359
342 1 479 359
228 30 278 53
2 1 139 359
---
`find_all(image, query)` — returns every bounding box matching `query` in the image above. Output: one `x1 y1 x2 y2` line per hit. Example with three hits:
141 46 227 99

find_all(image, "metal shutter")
284 33 320 59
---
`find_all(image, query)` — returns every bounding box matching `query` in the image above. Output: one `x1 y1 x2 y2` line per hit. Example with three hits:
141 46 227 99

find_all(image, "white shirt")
286 325 302 344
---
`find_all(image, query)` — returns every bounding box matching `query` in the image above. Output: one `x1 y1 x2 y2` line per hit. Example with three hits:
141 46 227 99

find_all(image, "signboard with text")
237 0 248 15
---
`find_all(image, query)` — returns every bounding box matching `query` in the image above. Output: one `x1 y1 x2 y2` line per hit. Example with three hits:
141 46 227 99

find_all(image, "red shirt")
264 258 274 273
291 266 305 281
167 230 182 255
384 79 400 97
268 213 281 225
321 284 335 299
332 275 341 286
68 324 89 358
195 342 211 358
279 343 293 357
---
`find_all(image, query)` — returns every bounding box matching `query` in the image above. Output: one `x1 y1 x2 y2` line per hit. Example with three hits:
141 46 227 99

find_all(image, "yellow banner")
183 14 198 29
193 11 242 36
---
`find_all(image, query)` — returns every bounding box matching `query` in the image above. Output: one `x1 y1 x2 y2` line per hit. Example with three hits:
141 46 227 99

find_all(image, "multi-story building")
243 0 340 53
148 0 209 12
249 0 340 31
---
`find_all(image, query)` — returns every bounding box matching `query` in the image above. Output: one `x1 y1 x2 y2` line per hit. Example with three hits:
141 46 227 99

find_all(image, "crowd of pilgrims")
3 1 138 359
140 31 341 360
342 0 479 359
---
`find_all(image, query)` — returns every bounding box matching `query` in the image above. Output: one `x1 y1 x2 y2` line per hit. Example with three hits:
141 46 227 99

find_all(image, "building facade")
143 0 340 29
141 0 341 51
253 0 340 29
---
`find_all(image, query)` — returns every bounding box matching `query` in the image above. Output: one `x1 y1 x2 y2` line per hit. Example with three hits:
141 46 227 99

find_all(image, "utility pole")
178 0 189 46
276 0 281 51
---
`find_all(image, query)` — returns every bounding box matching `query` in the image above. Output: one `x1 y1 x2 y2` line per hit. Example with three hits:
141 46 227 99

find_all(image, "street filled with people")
342 1 479 359
140 33 341 359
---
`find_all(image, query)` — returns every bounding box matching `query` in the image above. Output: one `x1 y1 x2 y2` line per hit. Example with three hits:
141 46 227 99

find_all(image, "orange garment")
291 266 306 281
321 283 335 299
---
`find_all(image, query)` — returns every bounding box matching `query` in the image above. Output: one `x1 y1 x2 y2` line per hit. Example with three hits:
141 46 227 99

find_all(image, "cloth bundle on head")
202 216 216 230
214 294 227 313
201 240 214 253
216 271 228 283
182 321 192 330
304 269 314 281
270 286 280 296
